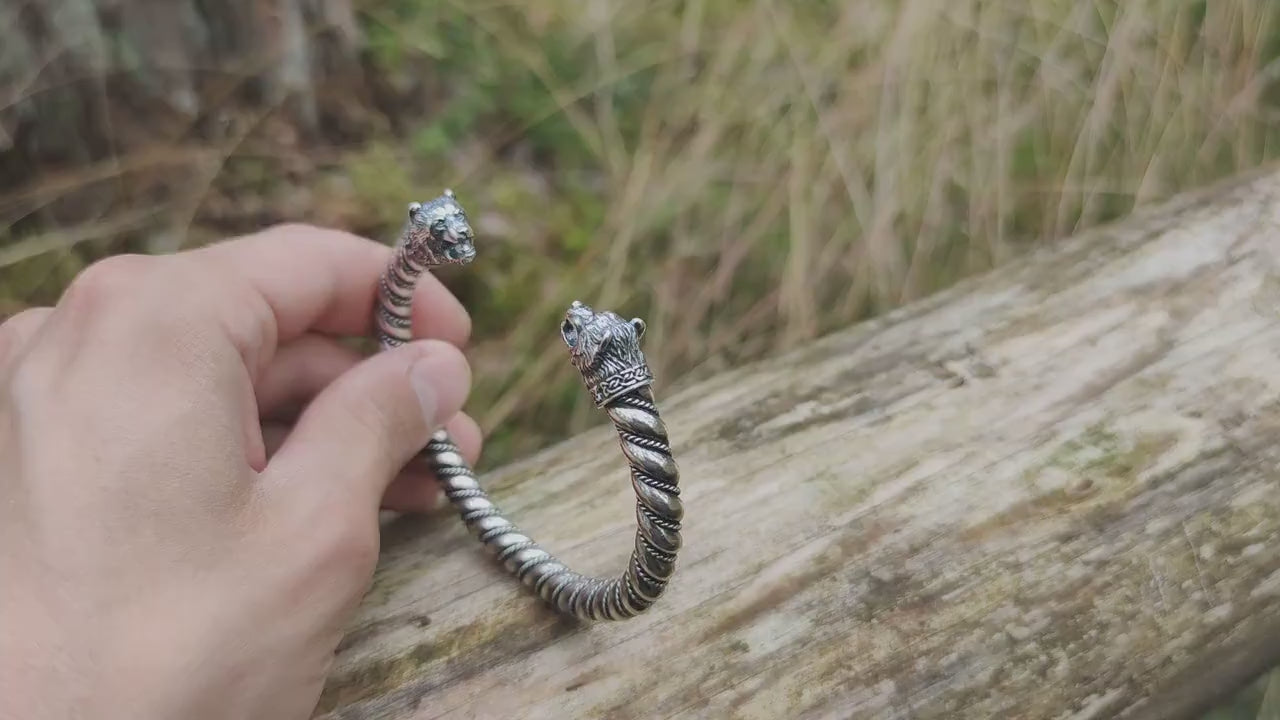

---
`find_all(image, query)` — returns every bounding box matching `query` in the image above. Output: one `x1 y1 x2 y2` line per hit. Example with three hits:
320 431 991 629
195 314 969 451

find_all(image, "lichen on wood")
317 166 1280 719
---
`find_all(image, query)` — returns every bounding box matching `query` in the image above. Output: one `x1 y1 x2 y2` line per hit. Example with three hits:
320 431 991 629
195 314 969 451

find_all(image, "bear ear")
630 318 646 339
560 318 578 348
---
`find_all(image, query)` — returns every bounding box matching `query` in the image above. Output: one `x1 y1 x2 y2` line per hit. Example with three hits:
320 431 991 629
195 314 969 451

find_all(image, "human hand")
0 224 480 719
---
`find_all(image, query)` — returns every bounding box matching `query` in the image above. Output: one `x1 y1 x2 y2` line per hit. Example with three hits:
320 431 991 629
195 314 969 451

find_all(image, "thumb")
266 339 471 509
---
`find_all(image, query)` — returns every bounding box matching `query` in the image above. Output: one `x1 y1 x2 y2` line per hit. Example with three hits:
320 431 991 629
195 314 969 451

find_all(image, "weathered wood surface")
318 168 1280 720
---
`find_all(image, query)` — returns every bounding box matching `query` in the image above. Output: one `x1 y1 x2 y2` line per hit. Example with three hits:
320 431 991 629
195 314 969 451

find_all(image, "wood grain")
317 167 1280 720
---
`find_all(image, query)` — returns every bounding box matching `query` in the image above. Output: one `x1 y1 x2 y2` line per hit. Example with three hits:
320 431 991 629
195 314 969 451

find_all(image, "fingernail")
409 357 440 426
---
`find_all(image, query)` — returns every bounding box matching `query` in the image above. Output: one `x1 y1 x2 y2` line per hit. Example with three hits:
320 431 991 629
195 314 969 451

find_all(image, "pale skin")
0 224 482 720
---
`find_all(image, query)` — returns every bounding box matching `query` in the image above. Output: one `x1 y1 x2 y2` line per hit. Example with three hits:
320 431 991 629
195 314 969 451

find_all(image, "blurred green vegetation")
3 2 1280 714
333 0 1280 469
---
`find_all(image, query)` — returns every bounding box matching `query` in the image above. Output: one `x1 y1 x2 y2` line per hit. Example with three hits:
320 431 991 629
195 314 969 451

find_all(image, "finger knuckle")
59 254 156 314
0 308 44 355
174 256 268 339
0 334 14 367
267 221 321 237
252 222 358 250
5 349 53 408
65 252 151 295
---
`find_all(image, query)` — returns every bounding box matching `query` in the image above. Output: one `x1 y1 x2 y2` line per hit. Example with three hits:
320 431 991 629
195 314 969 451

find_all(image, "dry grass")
3 1 1280 716
4 1 1280 462
367 0 1280 462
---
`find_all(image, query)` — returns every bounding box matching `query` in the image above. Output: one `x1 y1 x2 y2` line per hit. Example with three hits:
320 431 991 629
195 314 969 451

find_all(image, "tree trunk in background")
0 0 390 233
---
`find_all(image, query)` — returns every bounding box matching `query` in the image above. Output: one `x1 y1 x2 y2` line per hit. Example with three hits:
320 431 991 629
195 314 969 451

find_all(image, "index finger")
193 223 472 348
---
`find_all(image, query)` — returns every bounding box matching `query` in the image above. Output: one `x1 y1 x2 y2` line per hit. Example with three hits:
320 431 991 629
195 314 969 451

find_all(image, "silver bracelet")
373 190 683 621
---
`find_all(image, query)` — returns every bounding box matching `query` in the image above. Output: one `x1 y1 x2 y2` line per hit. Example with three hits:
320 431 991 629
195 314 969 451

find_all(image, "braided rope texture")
373 191 682 620
425 386 682 620
374 245 426 348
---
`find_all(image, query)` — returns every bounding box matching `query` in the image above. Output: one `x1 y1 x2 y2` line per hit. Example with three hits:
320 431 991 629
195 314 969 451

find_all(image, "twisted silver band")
425 386 681 620
374 191 683 620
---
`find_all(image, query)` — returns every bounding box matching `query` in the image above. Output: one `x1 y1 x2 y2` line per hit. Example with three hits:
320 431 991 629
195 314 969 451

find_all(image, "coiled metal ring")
373 190 683 620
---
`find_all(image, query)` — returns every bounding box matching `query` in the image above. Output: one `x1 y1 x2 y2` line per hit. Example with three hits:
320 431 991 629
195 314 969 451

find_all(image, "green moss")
962 422 1180 544
1038 422 1175 485
316 615 501 712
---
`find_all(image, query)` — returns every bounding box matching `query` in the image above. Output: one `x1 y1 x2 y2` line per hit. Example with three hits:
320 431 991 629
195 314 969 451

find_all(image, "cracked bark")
315 168 1280 719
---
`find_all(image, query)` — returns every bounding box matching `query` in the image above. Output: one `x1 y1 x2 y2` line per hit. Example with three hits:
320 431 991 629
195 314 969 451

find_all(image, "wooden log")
317 167 1280 720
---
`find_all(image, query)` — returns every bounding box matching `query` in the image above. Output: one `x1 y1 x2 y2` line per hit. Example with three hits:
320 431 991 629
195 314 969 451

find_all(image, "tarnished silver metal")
562 300 656 407
374 192 682 620
428 301 681 620
374 189 476 350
